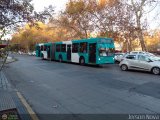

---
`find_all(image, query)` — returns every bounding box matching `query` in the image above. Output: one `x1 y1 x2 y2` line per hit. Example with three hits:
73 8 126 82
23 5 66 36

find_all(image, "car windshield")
122 53 129 58
146 55 160 61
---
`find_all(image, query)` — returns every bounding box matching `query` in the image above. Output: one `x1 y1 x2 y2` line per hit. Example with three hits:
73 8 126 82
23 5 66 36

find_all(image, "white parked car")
119 54 160 75
130 51 156 57
130 51 146 55
120 51 160 61
32 51 36 56
18 51 22 55
114 53 125 63
28 52 32 56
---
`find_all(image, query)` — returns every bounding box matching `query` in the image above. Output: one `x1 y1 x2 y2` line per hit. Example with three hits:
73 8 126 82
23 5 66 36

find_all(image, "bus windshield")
99 48 115 56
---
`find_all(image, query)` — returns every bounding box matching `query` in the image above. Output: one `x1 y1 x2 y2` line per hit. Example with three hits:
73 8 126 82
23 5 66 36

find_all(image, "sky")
31 0 69 13
31 0 160 30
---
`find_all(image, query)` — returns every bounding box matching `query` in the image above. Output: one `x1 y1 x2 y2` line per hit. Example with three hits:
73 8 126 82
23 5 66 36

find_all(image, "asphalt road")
4 54 160 119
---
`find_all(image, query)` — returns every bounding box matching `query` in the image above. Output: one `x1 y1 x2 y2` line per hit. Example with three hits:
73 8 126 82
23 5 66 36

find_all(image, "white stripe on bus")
71 53 79 63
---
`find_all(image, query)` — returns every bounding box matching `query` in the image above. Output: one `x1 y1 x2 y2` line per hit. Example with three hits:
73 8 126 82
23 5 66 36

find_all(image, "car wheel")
80 57 85 65
152 67 160 75
121 64 128 71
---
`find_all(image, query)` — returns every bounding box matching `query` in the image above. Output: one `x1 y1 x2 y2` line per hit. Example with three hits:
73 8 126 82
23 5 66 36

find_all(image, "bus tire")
59 55 62 62
79 57 85 65
42 54 44 60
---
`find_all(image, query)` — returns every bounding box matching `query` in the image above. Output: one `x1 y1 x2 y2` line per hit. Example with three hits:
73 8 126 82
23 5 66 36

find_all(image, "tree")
86 0 137 51
11 22 74 51
11 22 52 51
0 0 32 35
0 0 54 39
144 30 160 51
51 0 94 39
129 0 159 51
0 0 54 71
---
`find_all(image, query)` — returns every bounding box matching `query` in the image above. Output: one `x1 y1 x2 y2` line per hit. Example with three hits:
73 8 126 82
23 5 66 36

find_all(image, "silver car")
119 54 160 75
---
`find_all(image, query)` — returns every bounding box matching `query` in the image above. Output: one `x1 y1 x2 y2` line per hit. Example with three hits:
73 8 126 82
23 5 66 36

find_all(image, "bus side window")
47 46 50 51
44 45 47 51
72 43 79 53
80 42 87 53
36 46 40 50
56 44 61 52
61 44 66 52
40 46 44 51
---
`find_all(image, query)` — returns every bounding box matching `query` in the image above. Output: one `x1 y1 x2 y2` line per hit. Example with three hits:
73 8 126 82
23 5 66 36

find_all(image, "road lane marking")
16 92 39 120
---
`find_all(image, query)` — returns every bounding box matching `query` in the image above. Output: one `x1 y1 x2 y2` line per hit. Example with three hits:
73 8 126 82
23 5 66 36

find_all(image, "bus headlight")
99 58 101 60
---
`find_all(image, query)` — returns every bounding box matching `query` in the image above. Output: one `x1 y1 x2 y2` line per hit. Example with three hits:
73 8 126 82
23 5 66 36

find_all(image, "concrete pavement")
3 54 160 120
0 71 16 111
0 58 32 120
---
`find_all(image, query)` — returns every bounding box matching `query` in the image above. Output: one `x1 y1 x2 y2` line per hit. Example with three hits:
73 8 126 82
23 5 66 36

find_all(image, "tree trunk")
136 18 147 51
128 38 132 52
84 29 88 38
131 0 147 52
138 29 147 51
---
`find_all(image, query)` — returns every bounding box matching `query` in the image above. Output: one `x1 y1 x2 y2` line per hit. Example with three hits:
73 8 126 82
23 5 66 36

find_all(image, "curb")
0 71 35 120
16 92 39 120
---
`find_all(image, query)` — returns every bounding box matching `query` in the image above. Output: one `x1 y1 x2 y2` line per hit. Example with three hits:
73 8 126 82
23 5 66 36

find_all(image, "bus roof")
36 38 113 45
72 37 113 43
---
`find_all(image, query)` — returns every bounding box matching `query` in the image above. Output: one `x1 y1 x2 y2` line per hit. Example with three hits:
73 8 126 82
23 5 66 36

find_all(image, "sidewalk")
0 72 16 110
0 56 17 65
0 71 32 120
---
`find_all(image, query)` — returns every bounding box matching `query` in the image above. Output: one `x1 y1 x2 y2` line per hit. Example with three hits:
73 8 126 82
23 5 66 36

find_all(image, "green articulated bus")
36 38 115 65
36 43 53 59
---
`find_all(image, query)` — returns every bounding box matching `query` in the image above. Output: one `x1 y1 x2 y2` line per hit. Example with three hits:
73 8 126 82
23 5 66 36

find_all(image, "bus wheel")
80 57 85 65
42 54 44 60
59 55 62 62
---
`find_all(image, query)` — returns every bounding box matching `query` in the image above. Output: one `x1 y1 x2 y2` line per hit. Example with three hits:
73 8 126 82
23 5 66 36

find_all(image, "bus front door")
89 43 96 63
67 45 71 61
